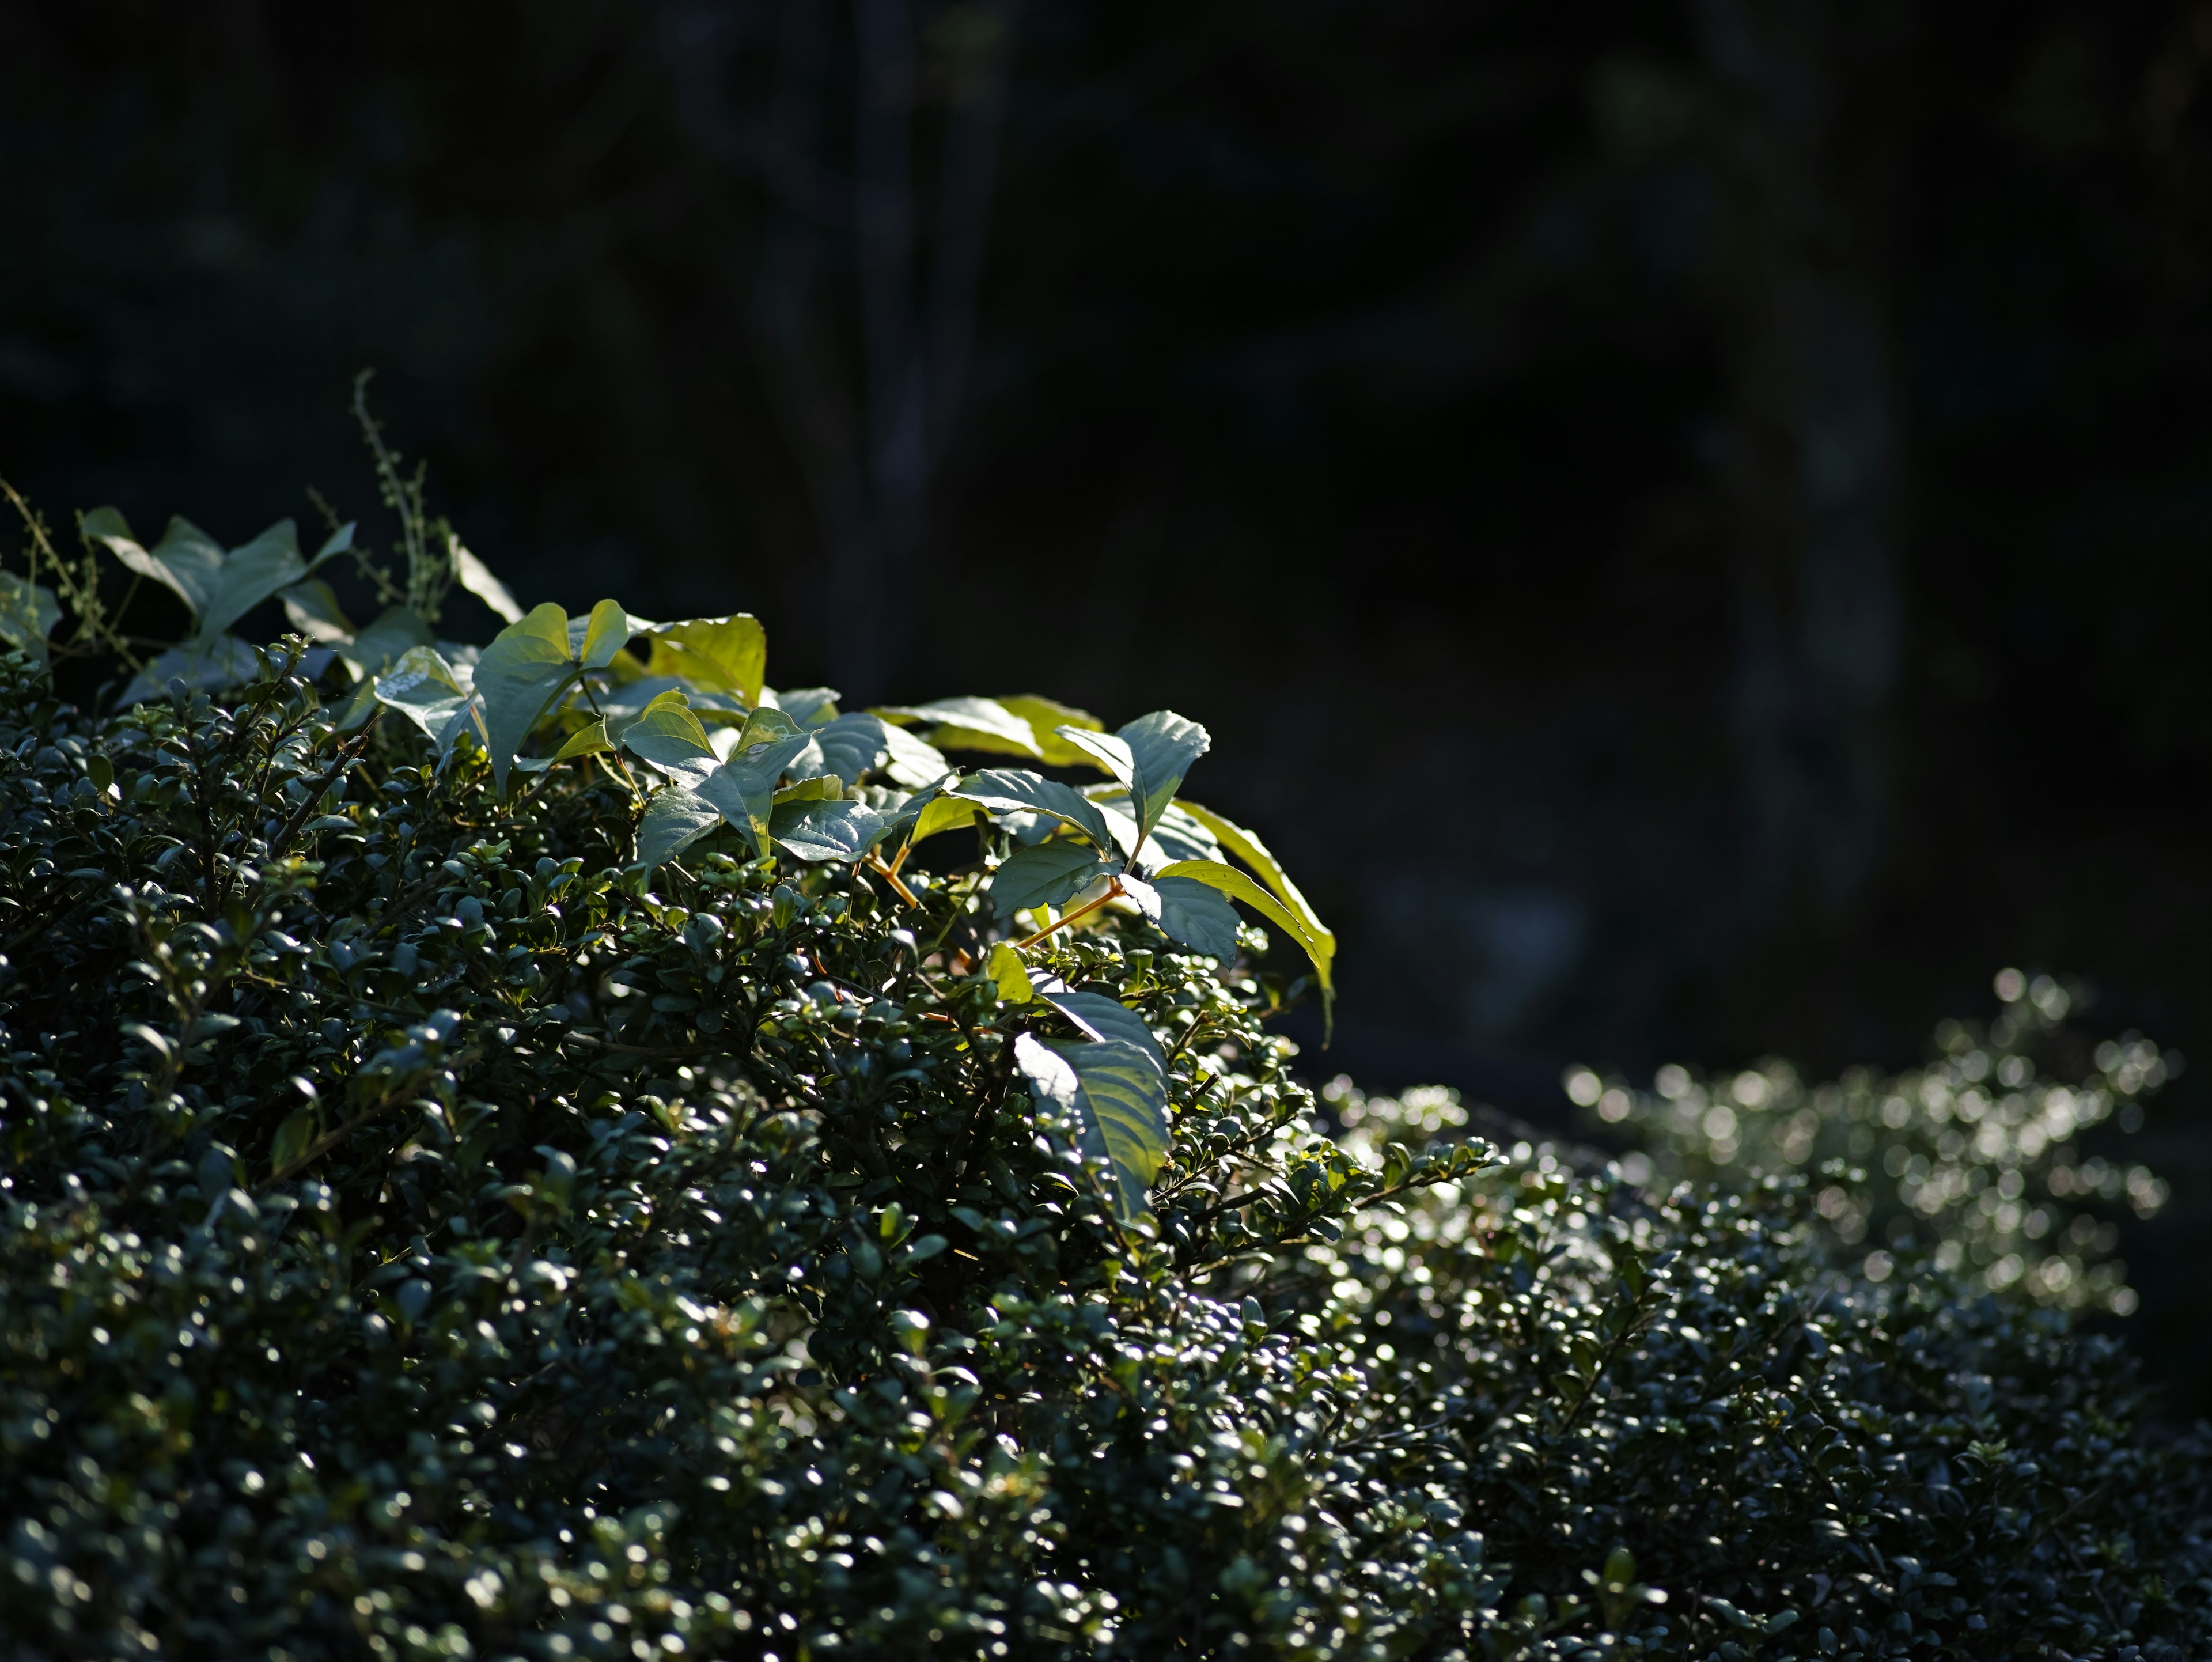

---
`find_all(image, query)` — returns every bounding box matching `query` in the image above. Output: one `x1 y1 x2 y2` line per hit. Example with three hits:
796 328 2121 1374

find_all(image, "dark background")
8 1 2212 1410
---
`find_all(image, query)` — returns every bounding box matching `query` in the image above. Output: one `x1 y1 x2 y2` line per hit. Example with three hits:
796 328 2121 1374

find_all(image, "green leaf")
618 690 718 788
951 768 1118 853
196 519 311 639
1040 989 1165 1069
577 599 639 671
342 605 436 680
907 793 982 845
988 942 1033 1004
1014 1032 1167 1225
270 1110 316 1177
774 775 847 804
453 542 525 623
881 721 950 789
772 686 841 726
634 787 723 870
1118 710 1211 840
643 615 767 704
880 695 1041 758
474 602 578 793
374 646 486 758
1154 874 1241 960
812 712 893 785
552 719 612 762
0 571 62 668
1156 856 1335 1032
1171 800 1331 957
696 707 810 856
995 694 1105 767
770 798 895 862
120 637 263 705
990 840 1115 916
83 509 224 616
279 578 356 643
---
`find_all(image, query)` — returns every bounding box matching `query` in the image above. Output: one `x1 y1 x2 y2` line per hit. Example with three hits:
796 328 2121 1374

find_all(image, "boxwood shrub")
0 485 2208 1659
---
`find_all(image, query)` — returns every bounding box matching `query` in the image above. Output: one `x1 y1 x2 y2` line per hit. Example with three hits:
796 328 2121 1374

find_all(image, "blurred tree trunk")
666 0 1020 702
1694 0 1908 918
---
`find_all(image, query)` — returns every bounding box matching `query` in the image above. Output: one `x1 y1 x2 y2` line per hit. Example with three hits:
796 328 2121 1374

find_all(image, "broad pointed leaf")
880 695 1041 758
990 840 1115 916
454 542 525 623
280 578 356 643
374 647 484 758
197 519 308 639
552 719 613 762
1040 989 1165 1069
988 942 1033 1004
1118 710 1211 841
618 690 718 788
1154 874 1242 960
1156 856 1335 1032
634 786 723 870
951 768 1116 852
770 798 895 862
1014 1033 1167 1224
643 615 767 703
995 694 1105 767
474 602 577 793
83 510 224 617
772 686 841 726
1171 801 1331 957
881 721 950 789
577 599 639 671
696 707 810 855
343 605 436 680
813 711 893 785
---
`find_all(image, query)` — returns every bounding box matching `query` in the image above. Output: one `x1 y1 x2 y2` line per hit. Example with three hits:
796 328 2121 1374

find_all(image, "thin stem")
1014 879 1123 950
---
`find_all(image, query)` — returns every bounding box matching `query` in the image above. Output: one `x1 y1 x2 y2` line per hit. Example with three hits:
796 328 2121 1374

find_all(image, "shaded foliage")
0 639 2206 1657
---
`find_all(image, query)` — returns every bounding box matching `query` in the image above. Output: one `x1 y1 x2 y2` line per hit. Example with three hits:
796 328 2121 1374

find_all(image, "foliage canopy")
0 470 2207 1659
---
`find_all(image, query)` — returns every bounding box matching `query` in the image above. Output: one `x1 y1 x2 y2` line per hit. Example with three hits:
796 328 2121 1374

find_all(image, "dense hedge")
0 470 2207 1657
0 648 2205 1660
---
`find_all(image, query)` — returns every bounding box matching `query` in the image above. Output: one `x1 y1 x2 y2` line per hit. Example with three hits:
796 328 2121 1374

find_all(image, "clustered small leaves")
1577 974 2173 1315
0 444 2207 1659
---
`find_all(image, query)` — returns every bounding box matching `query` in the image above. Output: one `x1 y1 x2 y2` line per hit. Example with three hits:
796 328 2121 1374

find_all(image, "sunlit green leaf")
995 694 1105 767
578 599 639 671
881 721 950 789
374 646 485 758
770 797 895 862
1156 855 1335 1032
952 768 1118 852
552 718 612 762
474 602 577 793
643 614 767 704
1171 800 1331 958
82 509 223 616
1040 989 1165 1068
696 706 810 855
618 690 718 788
988 942 1033 1004
881 695 1042 758
453 540 524 623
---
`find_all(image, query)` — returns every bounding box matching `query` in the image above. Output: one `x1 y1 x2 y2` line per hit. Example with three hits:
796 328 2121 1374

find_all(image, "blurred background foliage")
9 0 2212 1411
